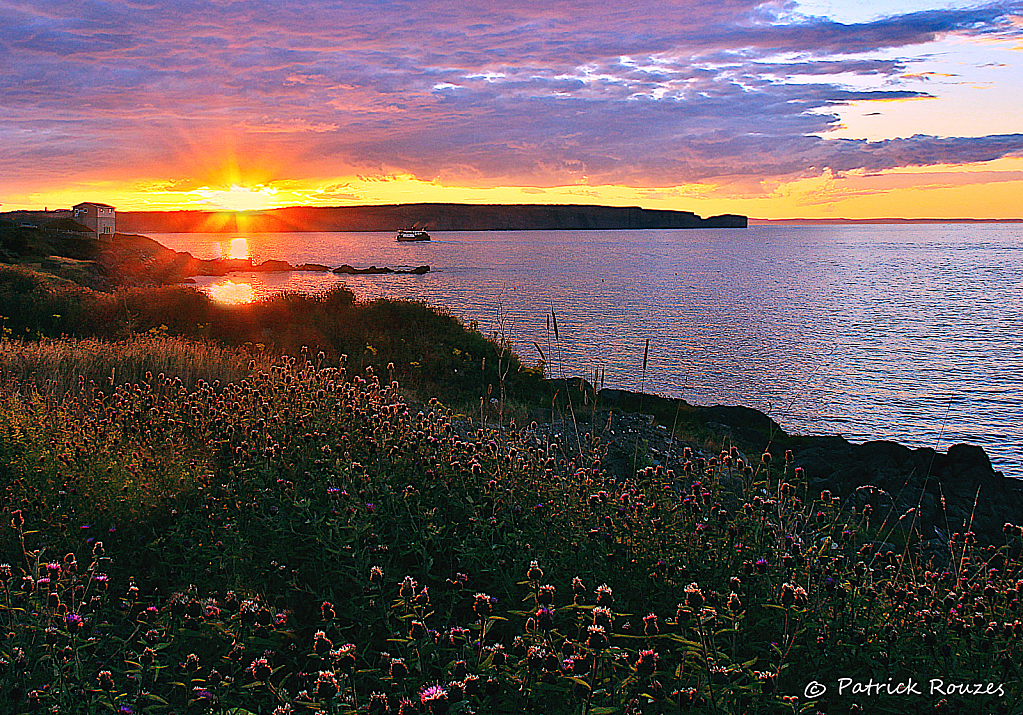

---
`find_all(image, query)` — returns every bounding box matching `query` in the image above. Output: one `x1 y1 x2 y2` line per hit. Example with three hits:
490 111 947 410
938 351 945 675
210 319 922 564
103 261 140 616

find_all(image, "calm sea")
151 224 1023 477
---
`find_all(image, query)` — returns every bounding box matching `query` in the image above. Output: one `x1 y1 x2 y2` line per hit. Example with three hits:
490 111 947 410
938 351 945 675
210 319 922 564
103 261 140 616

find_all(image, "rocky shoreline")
102 233 428 285
1 230 431 289
537 383 1022 549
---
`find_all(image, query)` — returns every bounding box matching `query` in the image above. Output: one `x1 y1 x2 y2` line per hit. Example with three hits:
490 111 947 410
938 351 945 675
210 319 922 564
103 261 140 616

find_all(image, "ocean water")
150 224 1023 476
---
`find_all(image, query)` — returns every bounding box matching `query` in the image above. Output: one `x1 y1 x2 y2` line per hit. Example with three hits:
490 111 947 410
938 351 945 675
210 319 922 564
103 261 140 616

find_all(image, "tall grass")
0 264 547 408
0 335 258 393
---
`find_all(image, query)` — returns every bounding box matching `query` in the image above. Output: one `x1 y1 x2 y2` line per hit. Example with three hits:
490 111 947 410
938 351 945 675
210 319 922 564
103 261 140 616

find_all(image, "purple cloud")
1 0 1022 190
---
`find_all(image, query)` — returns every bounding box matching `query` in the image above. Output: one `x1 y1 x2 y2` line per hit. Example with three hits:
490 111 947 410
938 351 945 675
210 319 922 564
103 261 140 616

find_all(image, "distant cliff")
117 203 747 233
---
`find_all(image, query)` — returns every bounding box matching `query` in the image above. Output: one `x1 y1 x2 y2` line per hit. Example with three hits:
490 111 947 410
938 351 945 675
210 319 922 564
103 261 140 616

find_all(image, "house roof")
73 202 116 209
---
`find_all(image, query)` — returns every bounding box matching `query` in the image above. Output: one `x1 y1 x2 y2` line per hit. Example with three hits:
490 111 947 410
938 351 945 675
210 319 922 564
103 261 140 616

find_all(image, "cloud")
1 0 1022 193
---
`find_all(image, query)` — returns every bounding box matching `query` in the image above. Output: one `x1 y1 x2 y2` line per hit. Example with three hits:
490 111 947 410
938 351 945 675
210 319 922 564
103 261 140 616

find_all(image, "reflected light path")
207 280 256 304
228 238 249 260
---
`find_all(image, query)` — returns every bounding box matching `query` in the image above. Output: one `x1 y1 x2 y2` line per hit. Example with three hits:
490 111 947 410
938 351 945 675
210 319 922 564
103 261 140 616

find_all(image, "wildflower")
535 607 555 630
636 649 658 675
780 583 796 608
331 643 357 673
643 613 659 636
389 657 409 679
249 657 272 681
684 583 704 610
527 561 543 581
315 670 339 701
728 592 742 611
65 613 84 633
419 683 449 714
410 619 428 639
313 630 332 655
592 606 613 630
587 625 609 650
369 565 384 583
399 576 418 600
537 584 555 605
595 583 613 606
368 693 389 714
526 645 547 670
98 670 115 690
486 643 506 665
191 687 218 707
510 636 526 657
473 592 493 618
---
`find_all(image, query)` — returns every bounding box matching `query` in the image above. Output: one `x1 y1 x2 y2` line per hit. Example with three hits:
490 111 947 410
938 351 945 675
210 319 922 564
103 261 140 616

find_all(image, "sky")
1 0 1022 218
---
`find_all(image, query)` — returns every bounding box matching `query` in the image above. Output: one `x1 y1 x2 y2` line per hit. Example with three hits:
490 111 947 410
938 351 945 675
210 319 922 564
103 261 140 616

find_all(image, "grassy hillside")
0 347 1019 714
0 264 545 407
0 255 1020 714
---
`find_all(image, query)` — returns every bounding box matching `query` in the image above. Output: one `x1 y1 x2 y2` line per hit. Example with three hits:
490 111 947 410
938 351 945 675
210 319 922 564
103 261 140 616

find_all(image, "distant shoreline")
112 203 748 233
750 217 1023 225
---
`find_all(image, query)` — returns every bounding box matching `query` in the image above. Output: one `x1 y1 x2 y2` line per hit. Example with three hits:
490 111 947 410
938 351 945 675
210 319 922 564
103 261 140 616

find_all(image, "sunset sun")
199 184 280 212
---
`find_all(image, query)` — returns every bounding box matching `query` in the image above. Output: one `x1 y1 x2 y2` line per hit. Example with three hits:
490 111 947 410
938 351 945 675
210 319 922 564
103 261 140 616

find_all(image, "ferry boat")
396 229 431 241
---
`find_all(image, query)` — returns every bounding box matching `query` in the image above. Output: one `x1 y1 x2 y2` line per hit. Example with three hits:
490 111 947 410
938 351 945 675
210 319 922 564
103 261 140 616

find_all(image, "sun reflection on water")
228 237 249 259
207 280 256 304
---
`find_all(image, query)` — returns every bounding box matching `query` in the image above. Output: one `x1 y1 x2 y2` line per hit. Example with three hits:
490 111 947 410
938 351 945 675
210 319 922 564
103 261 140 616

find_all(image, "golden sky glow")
1 1 1022 219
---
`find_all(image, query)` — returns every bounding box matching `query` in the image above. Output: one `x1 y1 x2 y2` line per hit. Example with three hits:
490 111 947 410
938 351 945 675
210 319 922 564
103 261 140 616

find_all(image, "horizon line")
4 204 1021 223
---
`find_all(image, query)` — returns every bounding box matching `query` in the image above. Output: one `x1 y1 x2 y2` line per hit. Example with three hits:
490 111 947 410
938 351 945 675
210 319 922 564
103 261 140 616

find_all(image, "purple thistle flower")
419 682 448 712
420 683 446 700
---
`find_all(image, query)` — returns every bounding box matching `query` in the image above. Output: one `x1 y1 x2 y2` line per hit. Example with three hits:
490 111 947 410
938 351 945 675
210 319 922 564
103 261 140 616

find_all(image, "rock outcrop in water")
97 233 428 285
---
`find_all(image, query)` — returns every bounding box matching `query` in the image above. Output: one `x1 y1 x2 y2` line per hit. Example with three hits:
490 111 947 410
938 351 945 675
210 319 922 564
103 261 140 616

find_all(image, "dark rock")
254 259 293 272
332 264 430 275
546 378 1023 545
790 438 1023 545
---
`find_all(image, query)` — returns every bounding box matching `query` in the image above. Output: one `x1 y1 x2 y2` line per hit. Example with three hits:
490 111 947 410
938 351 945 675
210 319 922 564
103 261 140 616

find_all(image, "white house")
73 202 116 238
